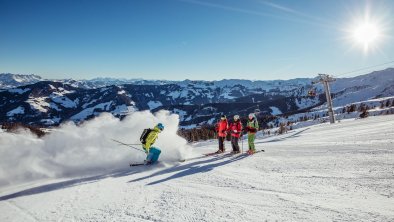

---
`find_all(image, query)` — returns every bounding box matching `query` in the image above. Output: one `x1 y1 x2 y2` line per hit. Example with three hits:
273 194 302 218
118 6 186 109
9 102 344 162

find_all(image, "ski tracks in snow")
4 200 39 222
0 115 393 221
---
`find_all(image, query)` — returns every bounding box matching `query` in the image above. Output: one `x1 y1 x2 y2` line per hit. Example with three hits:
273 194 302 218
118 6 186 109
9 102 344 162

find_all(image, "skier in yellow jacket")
142 123 164 164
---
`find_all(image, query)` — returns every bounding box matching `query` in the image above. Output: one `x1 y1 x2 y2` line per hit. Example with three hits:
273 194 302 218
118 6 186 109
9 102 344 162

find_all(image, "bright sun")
353 22 380 45
345 6 388 55
352 22 381 51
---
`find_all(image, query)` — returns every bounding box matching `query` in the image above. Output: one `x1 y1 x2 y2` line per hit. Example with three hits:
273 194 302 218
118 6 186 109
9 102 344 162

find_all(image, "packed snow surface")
0 115 393 221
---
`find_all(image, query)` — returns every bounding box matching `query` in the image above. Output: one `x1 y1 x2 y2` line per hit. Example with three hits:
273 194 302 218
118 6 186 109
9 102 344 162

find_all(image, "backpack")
140 128 152 144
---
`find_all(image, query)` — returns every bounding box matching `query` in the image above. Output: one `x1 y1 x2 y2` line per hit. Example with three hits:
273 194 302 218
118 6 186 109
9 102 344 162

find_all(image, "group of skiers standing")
215 113 259 155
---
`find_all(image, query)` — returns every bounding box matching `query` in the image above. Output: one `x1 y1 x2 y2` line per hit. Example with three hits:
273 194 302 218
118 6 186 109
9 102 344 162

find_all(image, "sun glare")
344 3 389 55
352 21 381 52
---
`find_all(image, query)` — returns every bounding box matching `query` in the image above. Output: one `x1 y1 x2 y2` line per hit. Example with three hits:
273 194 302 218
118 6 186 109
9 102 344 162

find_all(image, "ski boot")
247 149 255 155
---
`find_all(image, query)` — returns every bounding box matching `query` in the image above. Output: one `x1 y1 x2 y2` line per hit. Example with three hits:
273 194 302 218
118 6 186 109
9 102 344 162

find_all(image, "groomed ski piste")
0 114 393 221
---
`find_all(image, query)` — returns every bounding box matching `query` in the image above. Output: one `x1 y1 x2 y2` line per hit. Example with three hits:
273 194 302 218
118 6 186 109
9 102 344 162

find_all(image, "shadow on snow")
0 153 249 200
129 154 248 185
255 127 310 144
0 167 145 201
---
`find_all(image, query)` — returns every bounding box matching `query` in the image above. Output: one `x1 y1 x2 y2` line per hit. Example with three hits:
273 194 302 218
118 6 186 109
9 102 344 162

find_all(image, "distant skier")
229 115 242 154
215 115 228 153
141 123 164 164
245 113 259 154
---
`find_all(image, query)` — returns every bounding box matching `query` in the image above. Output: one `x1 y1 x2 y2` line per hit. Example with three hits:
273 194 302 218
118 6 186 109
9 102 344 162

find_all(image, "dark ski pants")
231 137 240 152
218 137 225 152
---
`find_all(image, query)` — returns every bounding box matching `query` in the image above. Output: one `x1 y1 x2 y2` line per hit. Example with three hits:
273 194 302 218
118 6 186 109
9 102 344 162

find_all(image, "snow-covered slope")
0 115 393 221
331 68 394 106
264 96 394 131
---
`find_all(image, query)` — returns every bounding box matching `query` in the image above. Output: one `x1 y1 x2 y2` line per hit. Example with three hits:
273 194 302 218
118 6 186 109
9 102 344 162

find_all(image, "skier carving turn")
140 123 164 165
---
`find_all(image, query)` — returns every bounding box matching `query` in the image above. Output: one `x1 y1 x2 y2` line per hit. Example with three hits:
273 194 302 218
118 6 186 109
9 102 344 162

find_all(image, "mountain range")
1 68 393 127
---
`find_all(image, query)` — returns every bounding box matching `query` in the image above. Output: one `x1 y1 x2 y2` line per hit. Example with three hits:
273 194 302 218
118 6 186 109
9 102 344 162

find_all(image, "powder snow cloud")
0 110 190 187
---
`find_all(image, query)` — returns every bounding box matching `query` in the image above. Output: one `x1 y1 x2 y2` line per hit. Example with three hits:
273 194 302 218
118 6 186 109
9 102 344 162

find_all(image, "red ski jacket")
229 121 242 138
216 119 228 137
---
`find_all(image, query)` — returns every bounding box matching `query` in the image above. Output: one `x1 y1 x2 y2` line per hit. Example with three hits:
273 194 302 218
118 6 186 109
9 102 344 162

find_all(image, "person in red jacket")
215 115 228 153
229 115 243 154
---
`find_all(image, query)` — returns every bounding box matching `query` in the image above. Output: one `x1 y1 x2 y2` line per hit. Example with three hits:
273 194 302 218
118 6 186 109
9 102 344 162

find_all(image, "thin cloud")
178 0 277 18
260 1 297 14
177 0 336 28
258 0 336 27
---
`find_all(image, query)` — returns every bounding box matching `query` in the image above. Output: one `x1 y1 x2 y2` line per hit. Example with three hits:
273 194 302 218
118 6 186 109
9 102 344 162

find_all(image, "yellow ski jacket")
142 126 161 153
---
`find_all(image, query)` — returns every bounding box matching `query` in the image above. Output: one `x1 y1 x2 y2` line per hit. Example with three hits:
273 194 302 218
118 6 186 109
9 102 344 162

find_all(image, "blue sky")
1 0 393 80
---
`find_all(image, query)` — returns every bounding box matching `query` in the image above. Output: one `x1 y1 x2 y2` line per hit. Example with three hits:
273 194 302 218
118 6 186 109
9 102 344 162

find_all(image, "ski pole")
112 140 141 146
111 139 145 153
241 133 244 153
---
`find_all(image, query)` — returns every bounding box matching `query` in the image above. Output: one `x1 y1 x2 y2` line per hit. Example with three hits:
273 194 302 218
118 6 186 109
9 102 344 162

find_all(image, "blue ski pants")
146 147 161 163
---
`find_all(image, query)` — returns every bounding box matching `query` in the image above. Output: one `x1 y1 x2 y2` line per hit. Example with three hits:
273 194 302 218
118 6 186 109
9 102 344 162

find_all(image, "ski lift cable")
333 59 394 78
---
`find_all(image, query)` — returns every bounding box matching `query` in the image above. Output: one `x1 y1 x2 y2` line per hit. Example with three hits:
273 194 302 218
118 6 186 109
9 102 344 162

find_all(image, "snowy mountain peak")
0 73 42 88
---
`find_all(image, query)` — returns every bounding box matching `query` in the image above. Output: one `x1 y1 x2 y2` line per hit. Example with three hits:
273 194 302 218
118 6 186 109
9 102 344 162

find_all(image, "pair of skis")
130 162 153 167
130 158 186 167
203 149 265 157
130 163 145 167
129 149 265 167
